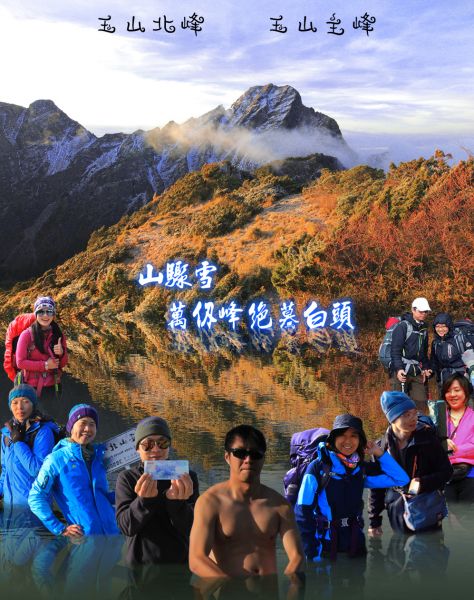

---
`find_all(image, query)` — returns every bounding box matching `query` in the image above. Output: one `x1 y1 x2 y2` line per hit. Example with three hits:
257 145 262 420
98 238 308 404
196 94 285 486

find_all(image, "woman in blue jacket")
295 414 409 561
0 384 57 508
28 404 119 537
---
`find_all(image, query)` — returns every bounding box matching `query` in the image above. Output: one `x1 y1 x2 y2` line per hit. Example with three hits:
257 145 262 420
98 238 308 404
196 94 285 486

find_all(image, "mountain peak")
28 99 60 116
227 83 340 136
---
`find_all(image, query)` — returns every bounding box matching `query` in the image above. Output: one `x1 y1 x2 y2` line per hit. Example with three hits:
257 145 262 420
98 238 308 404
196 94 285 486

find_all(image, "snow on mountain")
0 84 353 280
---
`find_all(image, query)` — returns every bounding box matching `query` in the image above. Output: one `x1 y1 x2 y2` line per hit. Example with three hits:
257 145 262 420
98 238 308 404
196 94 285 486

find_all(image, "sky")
1 0 473 162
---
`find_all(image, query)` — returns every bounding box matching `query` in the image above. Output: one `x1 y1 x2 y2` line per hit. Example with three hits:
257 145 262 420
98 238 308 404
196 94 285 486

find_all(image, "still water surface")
0 343 472 599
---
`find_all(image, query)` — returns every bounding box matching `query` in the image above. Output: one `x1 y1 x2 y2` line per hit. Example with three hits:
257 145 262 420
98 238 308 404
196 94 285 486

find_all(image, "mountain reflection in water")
0 330 472 599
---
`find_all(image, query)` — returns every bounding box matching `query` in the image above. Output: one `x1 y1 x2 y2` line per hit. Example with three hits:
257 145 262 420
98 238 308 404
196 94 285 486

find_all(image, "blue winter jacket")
28 438 119 536
0 419 56 507
295 443 409 559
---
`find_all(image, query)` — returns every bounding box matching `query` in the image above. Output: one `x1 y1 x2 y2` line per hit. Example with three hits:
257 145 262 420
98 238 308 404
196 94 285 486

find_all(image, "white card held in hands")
144 460 189 480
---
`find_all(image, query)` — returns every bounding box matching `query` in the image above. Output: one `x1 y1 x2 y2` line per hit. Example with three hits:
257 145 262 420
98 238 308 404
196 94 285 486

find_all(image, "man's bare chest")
217 500 279 541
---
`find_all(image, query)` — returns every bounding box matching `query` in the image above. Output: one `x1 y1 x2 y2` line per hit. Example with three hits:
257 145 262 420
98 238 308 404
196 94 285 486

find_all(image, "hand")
397 369 407 383
9 422 26 443
166 473 194 500
447 438 457 453
368 526 383 537
422 369 432 382
46 357 60 370
365 441 383 458
408 478 420 495
53 338 64 356
134 473 158 498
62 524 84 538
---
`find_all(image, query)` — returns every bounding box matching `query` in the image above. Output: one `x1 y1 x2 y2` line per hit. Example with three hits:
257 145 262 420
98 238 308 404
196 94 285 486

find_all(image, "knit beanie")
8 384 38 408
380 391 416 423
135 416 171 449
66 403 99 433
34 296 56 315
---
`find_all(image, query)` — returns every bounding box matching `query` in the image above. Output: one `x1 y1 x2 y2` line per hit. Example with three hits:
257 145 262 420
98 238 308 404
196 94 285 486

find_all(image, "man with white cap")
390 297 433 407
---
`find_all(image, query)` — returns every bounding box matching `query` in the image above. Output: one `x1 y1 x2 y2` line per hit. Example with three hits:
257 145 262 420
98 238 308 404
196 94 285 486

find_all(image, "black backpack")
452 319 474 354
26 417 67 448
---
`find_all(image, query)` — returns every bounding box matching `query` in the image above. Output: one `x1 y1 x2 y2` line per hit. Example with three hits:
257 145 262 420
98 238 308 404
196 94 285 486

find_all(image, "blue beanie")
66 403 99 433
8 384 38 408
380 391 417 423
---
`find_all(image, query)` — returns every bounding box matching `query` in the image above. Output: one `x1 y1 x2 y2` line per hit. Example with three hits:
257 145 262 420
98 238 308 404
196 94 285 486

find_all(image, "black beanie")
135 416 171 449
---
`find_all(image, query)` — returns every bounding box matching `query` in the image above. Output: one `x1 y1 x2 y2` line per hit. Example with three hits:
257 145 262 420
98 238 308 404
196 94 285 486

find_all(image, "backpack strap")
404 321 413 342
24 326 57 397
400 320 425 373
319 461 333 493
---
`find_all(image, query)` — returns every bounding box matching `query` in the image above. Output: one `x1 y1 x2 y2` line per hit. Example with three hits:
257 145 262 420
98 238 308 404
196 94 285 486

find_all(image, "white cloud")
0 1 473 139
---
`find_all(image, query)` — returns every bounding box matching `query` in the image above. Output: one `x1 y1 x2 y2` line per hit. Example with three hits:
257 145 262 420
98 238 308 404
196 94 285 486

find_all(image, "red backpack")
3 313 36 380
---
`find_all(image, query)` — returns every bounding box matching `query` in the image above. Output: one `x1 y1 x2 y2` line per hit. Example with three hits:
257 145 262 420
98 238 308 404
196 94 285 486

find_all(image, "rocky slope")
0 154 471 371
0 84 352 281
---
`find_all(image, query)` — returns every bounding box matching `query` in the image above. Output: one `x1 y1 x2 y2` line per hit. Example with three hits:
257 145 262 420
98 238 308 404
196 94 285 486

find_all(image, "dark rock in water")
0 85 355 281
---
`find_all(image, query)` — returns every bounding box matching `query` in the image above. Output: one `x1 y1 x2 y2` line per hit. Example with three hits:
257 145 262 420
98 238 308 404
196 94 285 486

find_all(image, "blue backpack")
283 427 330 505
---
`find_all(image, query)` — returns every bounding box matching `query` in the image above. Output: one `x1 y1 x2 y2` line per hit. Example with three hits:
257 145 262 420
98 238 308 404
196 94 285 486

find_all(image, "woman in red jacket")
15 296 68 400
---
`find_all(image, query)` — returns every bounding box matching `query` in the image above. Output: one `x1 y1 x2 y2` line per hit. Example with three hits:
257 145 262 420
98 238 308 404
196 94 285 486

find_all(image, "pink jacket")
15 326 68 392
447 406 474 465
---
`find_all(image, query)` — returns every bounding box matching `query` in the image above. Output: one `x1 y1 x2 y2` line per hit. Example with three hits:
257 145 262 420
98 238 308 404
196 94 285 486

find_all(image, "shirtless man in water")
189 425 304 578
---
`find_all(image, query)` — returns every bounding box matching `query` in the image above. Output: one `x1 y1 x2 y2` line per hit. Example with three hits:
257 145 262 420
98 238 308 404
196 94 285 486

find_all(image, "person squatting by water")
15 296 68 401
368 391 453 535
115 416 199 565
189 424 305 579
390 297 432 407
28 403 119 536
0 385 58 508
295 414 409 561
442 374 474 503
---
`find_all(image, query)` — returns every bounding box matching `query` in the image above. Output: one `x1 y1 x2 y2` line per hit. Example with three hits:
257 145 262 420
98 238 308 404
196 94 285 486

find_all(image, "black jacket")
368 425 453 528
430 313 465 382
115 464 199 566
390 312 429 374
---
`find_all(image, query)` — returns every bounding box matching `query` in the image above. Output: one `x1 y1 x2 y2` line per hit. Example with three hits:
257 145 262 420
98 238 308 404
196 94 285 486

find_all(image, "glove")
9 422 26 443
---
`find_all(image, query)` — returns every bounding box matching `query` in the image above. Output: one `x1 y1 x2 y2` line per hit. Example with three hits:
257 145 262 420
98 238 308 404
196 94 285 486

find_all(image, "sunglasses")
139 438 171 451
228 447 265 460
37 310 55 317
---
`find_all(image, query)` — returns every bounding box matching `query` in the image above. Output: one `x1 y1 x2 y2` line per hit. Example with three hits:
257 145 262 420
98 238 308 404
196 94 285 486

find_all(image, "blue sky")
1 0 473 161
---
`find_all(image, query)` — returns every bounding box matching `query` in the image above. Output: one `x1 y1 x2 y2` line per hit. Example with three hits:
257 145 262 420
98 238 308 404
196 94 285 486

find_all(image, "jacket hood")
385 421 437 448
403 311 428 329
317 441 361 475
433 312 453 337
1 418 54 437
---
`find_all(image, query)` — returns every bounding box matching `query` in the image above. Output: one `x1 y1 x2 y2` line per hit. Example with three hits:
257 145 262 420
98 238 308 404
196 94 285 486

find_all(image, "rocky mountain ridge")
0 84 352 281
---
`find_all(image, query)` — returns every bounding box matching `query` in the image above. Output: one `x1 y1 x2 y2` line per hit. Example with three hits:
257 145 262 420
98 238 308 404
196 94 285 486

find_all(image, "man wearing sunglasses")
189 424 304 580
115 416 199 566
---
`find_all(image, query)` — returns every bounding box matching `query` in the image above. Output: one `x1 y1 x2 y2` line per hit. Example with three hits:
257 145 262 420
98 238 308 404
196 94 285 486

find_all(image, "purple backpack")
283 427 330 505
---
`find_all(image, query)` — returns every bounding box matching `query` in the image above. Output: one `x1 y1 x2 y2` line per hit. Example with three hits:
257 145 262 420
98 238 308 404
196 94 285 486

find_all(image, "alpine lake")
0 323 472 600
